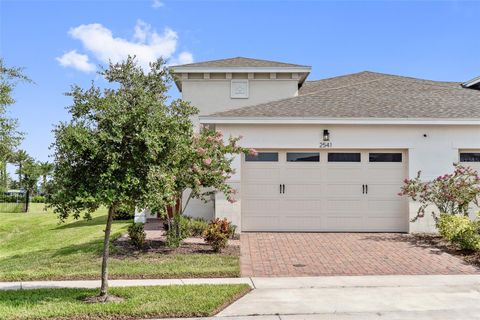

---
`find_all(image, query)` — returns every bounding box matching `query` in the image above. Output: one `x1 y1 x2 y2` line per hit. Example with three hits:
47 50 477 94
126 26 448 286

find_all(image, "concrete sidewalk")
216 275 480 320
0 277 253 290
3 275 480 319
3 274 480 290
151 275 480 320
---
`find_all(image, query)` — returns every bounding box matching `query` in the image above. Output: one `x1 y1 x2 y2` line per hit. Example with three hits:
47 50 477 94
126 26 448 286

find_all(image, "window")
460 153 480 162
328 153 361 162
369 153 402 162
287 152 320 162
245 152 278 162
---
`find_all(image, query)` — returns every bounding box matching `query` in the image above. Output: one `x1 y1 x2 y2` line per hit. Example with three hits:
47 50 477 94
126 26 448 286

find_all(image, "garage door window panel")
460 153 480 162
287 152 320 162
328 153 361 162
245 152 278 162
369 153 402 162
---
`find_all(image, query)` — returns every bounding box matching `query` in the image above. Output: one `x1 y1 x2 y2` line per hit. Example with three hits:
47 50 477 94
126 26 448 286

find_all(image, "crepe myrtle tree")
48 57 196 300
399 163 480 222
158 126 257 246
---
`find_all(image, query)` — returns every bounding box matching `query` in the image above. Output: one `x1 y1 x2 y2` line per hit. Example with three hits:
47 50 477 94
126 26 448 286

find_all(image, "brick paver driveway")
241 233 480 277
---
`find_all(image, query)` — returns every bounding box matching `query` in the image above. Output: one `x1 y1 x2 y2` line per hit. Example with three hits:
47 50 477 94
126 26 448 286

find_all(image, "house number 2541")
319 141 333 148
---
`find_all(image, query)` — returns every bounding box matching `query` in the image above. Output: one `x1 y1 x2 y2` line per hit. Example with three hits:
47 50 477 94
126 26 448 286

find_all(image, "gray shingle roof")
172 57 310 68
209 71 480 119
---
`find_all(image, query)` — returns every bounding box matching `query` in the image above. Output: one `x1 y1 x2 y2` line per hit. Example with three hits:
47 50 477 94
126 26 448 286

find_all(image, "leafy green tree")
13 149 30 185
0 59 30 190
21 158 40 211
48 57 196 300
38 161 53 194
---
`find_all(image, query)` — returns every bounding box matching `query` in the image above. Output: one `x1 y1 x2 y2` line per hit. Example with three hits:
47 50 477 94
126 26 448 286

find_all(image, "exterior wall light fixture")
323 129 330 141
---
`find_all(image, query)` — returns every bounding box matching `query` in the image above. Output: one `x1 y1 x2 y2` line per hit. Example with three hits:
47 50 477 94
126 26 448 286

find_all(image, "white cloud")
171 51 194 65
133 20 151 43
152 0 164 9
56 50 96 72
64 20 192 71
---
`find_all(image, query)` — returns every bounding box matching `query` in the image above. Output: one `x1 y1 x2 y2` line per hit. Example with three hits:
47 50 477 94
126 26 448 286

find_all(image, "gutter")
198 117 480 126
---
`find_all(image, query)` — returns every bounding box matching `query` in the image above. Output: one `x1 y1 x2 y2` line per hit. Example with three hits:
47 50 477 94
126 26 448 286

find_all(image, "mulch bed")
113 238 239 258
409 233 480 268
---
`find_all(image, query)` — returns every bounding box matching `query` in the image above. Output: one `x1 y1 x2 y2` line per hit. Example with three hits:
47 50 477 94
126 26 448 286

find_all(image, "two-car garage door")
241 150 408 232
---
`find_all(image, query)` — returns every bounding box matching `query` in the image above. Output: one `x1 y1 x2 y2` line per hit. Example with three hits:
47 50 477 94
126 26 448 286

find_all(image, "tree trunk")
18 163 22 186
24 189 29 212
100 204 115 298
42 176 47 194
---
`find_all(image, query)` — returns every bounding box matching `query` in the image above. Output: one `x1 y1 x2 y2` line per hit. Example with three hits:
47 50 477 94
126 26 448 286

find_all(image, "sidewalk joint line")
249 277 256 289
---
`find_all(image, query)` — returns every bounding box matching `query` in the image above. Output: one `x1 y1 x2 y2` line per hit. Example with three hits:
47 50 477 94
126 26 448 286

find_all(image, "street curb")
0 277 253 290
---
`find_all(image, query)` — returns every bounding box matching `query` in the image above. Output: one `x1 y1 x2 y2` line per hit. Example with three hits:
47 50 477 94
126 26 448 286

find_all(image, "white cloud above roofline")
56 50 96 72
57 20 193 73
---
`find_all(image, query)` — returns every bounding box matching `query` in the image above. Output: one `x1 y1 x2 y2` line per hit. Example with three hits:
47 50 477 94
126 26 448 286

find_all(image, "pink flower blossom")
227 197 237 204
203 158 212 166
248 148 258 156
196 147 206 156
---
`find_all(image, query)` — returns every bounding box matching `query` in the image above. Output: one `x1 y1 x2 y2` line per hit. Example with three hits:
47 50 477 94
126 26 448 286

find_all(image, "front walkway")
241 233 480 276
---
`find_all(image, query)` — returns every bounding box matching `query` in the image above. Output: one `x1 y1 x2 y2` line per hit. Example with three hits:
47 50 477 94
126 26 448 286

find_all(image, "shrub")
165 214 190 248
163 215 208 238
203 218 231 252
0 194 25 203
228 224 237 239
400 164 480 221
30 195 45 203
188 217 209 237
113 203 135 220
128 223 146 249
437 213 480 251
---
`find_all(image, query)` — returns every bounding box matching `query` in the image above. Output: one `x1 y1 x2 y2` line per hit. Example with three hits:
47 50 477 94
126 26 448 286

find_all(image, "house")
137 57 480 233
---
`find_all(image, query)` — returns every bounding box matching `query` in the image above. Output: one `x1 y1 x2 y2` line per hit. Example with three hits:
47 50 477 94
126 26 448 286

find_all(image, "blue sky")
1 0 479 165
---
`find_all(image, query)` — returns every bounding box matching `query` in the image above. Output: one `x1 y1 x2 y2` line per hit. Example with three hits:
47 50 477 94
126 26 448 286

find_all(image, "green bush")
0 194 24 203
188 217 209 237
165 215 190 248
437 213 480 250
30 195 45 203
128 223 146 249
203 218 231 252
163 215 208 238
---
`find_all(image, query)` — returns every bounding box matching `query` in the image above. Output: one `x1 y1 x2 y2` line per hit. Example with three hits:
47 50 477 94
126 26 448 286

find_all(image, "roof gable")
171 56 310 68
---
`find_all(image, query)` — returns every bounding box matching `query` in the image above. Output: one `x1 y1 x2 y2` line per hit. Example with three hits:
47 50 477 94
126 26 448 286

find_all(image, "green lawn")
0 284 250 319
0 204 239 281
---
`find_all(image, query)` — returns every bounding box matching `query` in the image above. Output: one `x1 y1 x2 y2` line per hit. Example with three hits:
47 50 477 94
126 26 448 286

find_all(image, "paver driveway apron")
241 233 480 277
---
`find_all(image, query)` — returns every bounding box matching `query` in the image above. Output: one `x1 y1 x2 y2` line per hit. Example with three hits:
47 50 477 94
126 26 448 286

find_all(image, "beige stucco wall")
182 79 298 120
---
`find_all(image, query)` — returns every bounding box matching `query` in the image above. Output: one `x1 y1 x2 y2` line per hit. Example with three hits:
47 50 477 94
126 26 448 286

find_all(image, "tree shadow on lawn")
53 215 128 230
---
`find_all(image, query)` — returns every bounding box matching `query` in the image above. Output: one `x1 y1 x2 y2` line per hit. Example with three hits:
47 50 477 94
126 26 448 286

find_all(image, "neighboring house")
138 57 480 233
